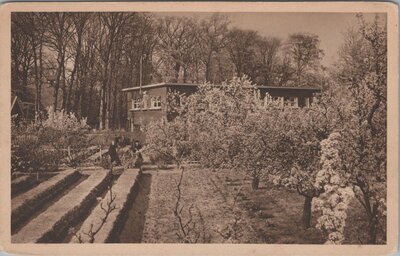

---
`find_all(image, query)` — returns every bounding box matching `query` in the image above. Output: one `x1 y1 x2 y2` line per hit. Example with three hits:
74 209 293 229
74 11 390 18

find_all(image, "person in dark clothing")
133 140 142 153
131 140 143 167
109 137 121 166
129 138 136 154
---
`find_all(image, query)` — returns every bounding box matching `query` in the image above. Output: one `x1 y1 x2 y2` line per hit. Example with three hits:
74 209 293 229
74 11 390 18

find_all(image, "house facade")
122 82 321 136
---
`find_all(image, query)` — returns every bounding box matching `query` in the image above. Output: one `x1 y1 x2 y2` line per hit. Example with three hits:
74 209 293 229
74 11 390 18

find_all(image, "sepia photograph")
0 1 398 255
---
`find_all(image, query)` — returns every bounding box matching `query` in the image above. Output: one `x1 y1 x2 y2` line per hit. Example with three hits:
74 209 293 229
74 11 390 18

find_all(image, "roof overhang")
122 83 321 92
121 83 199 92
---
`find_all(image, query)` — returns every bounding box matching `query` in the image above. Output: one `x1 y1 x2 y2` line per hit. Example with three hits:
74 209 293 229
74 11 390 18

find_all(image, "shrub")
11 107 90 173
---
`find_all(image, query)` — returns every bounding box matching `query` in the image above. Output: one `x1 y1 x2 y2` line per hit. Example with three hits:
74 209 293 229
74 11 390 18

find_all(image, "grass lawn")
141 167 375 244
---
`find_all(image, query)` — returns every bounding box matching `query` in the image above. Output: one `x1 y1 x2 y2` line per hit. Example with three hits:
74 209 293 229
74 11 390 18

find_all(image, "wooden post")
36 171 39 181
139 55 143 95
99 145 102 161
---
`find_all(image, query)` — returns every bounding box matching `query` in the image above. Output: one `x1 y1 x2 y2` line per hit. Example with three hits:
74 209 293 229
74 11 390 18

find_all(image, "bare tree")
255 36 281 85
198 13 230 82
11 14 33 100
156 16 199 83
65 13 91 113
173 167 209 243
98 13 130 129
226 28 258 80
43 13 74 110
285 33 324 86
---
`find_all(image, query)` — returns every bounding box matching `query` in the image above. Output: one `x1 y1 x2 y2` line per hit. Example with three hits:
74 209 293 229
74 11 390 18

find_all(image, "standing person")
133 140 143 167
108 137 121 167
129 138 136 156
133 140 142 153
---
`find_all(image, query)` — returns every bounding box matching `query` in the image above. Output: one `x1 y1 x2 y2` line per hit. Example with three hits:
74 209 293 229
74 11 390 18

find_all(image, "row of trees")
144 14 387 244
12 12 326 129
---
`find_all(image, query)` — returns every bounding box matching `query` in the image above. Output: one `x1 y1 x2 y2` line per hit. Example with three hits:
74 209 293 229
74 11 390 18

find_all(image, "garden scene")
11 12 386 245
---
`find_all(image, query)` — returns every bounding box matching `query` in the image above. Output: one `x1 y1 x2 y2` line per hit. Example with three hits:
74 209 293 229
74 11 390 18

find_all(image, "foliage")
146 76 330 225
185 77 259 167
144 49 386 243
121 13 386 244
331 14 387 244
12 117 59 172
284 33 324 86
12 12 329 129
146 77 260 170
226 28 259 80
144 117 191 167
11 107 90 173
42 106 89 149
313 132 354 244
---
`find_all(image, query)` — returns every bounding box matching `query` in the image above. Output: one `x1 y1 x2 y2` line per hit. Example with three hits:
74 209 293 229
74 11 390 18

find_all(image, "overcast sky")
155 12 385 67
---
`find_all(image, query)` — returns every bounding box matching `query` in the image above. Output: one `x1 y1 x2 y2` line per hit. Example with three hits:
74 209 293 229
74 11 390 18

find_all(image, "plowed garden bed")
141 167 368 244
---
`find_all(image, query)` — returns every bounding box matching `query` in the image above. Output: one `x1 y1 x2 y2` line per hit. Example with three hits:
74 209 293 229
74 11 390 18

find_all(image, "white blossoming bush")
332 15 387 244
145 55 387 243
41 106 90 152
12 107 90 173
144 117 191 168
313 132 354 244
43 106 88 131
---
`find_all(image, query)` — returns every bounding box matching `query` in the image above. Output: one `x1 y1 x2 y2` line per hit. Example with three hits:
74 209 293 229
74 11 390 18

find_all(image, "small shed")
11 94 35 121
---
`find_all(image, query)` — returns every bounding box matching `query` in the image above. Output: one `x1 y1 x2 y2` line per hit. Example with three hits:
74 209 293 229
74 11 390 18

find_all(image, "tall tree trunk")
66 61 76 112
86 83 94 126
366 200 378 244
67 32 83 113
105 75 111 130
99 87 105 129
38 35 44 112
22 59 29 95
100 44 112 129
32 40 40 113
302 196 313 228
53 53 63 110
53 81 59 111
174 62 180 82
183 67 188 83
368 216 378 244
100 60 110 130
112 87 117 130
355 181 380 244
118 90 124 130
236 59 242 78
205 52 212 82
61 60 67 110
73 67 82 116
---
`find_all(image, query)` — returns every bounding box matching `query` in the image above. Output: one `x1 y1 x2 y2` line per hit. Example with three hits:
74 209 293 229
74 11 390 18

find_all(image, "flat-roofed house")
122 82 321 137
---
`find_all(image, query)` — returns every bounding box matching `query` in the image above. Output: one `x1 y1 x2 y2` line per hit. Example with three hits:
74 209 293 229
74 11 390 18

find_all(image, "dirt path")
118 172 152 243
140 168 260 243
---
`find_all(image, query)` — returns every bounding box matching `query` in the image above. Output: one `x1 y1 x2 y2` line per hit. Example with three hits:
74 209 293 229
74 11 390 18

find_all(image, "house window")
283 96 298 108
132 98 141 110
305 97 310 108
150 96 162 109
142 92 148 109
178 95 186 107
271 96 284 107
130 118 134 132
264 93 272 106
